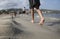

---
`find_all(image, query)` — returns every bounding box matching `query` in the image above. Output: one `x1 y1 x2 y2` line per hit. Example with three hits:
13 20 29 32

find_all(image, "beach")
0 13 60 39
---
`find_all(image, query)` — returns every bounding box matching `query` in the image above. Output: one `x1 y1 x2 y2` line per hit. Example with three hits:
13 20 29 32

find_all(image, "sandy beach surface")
0 14 60 39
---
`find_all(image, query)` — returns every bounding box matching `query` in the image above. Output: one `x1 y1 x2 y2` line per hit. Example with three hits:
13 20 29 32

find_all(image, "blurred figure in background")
23 7 26 14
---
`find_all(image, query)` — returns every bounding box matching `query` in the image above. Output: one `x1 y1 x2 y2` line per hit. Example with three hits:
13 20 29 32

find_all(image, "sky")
0 0 60 10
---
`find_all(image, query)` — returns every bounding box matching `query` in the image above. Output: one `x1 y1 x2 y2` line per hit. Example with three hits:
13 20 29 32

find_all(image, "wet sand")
0 14 60 39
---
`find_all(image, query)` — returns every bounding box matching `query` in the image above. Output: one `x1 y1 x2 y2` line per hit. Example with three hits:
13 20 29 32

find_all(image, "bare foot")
39 18 45 25
31 20 34 23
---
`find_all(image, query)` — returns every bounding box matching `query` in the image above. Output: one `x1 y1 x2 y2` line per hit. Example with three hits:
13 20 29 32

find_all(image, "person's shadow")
11 20 26 36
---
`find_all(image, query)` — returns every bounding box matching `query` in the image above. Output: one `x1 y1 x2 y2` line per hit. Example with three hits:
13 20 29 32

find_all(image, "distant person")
14 12 17 17
10 11 16 18
29 0 45 25
23 7 26 14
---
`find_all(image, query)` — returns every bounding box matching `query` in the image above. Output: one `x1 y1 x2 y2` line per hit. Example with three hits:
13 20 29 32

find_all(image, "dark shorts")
23 11 26 14
29 0 40 9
